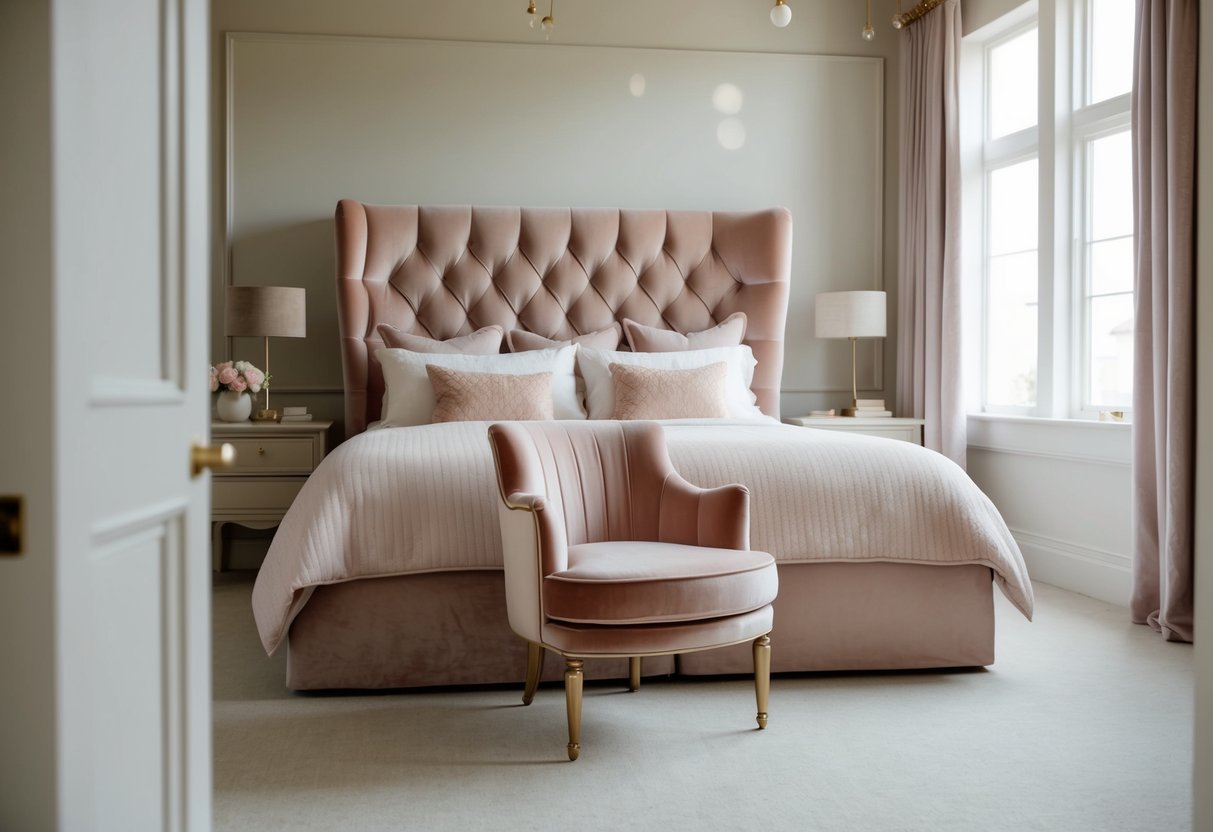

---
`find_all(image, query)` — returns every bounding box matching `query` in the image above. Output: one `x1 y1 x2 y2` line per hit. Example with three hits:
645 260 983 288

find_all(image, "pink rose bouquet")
209 360 267 394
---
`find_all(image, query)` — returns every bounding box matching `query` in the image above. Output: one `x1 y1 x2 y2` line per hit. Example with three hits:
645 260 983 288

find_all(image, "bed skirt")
285 561 995 690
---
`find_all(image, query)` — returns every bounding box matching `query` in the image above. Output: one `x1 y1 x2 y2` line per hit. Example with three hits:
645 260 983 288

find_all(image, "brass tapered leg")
522 642 544 706
629 656 641 692
753 634 771 729
565 658 584 761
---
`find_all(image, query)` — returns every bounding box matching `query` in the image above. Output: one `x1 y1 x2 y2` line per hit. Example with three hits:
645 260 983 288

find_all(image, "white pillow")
375 345 582 426
577 345 763 420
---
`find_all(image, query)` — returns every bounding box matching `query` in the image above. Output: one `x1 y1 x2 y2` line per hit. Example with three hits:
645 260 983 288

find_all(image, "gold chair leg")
628 656 641 692
565 658 584 761
522 642 544 706
753 634 771 729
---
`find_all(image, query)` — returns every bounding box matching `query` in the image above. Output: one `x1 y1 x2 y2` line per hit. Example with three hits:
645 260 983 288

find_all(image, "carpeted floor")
212 574 1193 831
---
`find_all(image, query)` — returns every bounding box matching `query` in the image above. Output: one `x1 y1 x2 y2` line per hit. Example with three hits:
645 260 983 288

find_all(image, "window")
964 0 1135 420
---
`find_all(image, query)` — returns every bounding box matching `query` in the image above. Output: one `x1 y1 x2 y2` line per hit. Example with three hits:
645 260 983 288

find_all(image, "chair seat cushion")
543 541 778 626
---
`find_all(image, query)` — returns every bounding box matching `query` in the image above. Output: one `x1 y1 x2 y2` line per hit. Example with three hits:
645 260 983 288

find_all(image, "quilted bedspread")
252 419 1033 654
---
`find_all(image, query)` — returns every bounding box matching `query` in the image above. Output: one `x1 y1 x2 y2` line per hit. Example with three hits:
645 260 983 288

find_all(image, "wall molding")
228 29 887 397
1009 526 1131 607
967 441 1130 468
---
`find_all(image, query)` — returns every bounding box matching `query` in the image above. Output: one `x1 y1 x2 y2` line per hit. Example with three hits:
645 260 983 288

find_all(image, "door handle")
191 442 236 478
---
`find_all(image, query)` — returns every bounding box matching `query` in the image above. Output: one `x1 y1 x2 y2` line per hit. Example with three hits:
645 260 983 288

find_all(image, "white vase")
216 390 252 422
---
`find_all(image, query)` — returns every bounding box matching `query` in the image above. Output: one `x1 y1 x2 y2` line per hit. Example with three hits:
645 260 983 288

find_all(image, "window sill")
967 412 1131 467
967 412 1131 430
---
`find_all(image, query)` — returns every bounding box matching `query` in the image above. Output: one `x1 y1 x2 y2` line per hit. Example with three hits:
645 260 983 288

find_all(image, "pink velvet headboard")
335 200 792 437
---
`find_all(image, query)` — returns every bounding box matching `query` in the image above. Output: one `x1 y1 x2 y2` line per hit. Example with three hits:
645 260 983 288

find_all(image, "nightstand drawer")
783 416 925 446
821 426 919 443
213 478 306 512
224 437 317 474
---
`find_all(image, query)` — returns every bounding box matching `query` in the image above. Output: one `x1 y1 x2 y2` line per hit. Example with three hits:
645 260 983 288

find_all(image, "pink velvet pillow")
426 365 554 422
609 362 730 420
377 324 503 354
506 324 622 353
621 312 747 352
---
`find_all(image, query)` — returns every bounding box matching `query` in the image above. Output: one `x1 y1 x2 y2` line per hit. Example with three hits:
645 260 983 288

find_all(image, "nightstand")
783 415 926 446
210 419 332 570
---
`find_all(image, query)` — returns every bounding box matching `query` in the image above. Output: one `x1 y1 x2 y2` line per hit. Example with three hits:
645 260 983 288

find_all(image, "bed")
251 200 1033 690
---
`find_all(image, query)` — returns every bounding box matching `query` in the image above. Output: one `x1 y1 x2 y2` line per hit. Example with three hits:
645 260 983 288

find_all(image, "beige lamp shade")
225 286 306 338
814 290 886 339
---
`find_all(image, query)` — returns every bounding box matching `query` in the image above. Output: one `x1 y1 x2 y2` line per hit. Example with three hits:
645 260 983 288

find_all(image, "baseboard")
1009 527 1131 607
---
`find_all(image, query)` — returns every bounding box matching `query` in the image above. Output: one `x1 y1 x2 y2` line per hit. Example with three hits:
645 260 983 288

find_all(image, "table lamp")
814 290 886 415
225 286 306 422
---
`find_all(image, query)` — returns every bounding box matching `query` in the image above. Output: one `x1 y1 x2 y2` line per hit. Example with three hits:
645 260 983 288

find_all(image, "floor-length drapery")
1131 0 1197 643
896 0 965 466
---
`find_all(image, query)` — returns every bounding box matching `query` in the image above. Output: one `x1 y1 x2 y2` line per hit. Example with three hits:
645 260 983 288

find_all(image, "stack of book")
842 398 892 418
280 406 313 423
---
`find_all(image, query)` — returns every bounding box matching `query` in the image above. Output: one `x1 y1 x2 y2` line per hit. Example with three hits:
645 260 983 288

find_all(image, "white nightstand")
783 415 926 446
210 419 332 570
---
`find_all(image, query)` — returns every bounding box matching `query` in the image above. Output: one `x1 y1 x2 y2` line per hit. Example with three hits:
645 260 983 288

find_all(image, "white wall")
0 3 58 828
962 0 1030 35
967 417 1132 605
211 0 903 434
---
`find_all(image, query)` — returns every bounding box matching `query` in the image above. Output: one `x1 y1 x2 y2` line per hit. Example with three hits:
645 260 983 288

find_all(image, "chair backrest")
488 421 675 558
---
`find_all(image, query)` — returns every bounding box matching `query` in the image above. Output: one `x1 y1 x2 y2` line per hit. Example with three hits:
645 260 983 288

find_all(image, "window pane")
1090 130 1133 240
1087 292 1134 407
986 252 1038 407
989 28 1038 139
1090 0 1134 104
1090 237 1133 295
989 159 1038 255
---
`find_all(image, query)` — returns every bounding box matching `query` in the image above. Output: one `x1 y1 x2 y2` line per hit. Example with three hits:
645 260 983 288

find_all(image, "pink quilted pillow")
426 365 554 422
609 362 730 420
506 324 622 353
622 312 746 352
377 324 503 354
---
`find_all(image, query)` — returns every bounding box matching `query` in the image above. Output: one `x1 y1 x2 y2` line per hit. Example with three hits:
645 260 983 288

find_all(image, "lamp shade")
814 290 886 339
225 286 306 338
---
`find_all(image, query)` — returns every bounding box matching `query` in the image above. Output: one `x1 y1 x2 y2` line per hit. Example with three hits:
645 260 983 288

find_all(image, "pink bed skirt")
285 562 994 690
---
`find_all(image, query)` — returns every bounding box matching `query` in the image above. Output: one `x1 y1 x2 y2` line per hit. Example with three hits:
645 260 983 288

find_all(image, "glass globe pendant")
861 0 875 40
770 0 792 28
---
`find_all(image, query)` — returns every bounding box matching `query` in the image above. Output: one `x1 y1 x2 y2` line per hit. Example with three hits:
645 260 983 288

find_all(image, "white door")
0 0 212 828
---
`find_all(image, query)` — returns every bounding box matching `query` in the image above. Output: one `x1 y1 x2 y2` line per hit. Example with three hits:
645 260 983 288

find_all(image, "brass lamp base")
253 409 280 423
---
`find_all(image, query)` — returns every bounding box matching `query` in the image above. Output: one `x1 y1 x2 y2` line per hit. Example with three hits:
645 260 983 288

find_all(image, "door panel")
53 0 211 829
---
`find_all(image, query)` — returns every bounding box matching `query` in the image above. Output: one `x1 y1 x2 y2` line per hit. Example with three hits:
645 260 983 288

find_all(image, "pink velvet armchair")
486 420 778 761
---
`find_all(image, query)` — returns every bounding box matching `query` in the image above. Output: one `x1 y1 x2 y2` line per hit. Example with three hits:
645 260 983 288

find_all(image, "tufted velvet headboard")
335 200 792 437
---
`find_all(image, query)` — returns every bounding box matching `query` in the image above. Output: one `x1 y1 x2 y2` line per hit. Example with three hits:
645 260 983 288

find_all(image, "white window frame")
962 0 1134 422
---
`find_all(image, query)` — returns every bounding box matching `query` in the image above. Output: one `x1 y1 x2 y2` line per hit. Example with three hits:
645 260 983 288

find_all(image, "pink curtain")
1131 0 1197 643
896 0 966 466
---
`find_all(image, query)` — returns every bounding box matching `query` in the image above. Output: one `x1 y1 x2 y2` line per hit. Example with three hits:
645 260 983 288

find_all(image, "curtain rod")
894 0 945 29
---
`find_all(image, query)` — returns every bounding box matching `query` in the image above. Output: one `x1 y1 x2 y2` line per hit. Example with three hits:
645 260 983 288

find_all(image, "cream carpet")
213 575 1193 831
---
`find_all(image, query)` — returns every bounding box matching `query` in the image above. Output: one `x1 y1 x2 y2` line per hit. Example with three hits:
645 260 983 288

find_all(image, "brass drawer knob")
257 447 266 456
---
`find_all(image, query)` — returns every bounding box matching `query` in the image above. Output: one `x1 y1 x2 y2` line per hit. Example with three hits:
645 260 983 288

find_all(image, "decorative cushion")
622 312 747 352
374 345 581 427
427 366 553 422
577 345 764 420
610 362 730 420
543 541 778 625
506 324 622 353
377 324 503 354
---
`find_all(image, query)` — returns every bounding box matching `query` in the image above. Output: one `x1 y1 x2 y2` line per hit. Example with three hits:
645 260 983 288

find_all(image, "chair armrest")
658 474 751 550
504 491 547 512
